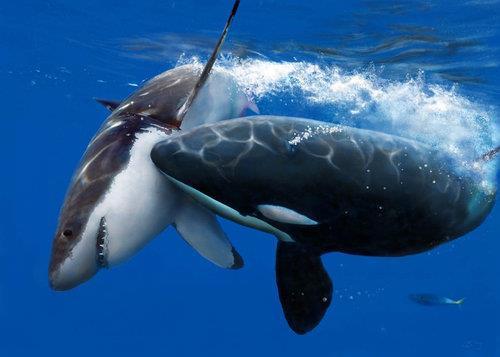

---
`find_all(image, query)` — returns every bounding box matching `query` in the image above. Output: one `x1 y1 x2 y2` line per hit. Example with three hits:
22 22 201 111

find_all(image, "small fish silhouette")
409 294 465 306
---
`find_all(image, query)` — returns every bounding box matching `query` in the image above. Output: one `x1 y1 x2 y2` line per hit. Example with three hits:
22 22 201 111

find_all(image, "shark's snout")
49 226 100 291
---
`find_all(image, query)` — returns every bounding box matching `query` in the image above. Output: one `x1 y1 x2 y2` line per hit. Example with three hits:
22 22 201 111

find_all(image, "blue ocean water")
1 0 499 355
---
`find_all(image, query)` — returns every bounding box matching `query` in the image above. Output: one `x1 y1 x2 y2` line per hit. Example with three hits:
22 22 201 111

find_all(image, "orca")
49 0 249 290
151 115 497 334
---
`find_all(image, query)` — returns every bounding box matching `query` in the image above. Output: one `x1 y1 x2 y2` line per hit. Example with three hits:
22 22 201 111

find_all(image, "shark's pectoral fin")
174 198 243 269
94 98 121 112
175 0 240 125
276 242 332 335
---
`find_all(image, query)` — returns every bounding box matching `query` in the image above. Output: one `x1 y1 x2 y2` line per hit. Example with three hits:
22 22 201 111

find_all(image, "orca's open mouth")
96 217 109 268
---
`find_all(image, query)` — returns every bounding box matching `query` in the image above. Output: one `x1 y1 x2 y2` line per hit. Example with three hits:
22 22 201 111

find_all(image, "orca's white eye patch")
257 204 318 225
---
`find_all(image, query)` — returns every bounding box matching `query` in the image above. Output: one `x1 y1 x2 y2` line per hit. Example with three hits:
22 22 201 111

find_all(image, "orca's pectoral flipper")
94 98 121 112
175 0 241 125
276 242 332 334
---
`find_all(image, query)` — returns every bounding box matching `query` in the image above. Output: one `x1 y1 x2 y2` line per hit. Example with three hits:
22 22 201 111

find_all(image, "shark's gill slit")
96 217 109 268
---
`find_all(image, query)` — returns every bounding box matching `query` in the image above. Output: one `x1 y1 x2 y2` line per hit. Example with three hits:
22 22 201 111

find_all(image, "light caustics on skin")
152 115 496 255
179 56 498 184
50 32 253 292
50 0 246 290
50 69 252 291
151 115 496 334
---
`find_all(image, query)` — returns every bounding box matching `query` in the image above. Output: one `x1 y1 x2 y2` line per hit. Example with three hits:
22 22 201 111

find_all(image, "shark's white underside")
57 128 239 288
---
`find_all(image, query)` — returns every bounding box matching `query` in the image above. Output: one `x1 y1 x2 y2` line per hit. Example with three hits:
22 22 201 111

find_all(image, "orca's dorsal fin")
175 0 241 126
94 98 121 112
276 242 332 334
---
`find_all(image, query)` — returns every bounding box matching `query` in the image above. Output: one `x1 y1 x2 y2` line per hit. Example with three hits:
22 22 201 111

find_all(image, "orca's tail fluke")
479 146 500 162
175 0 241 126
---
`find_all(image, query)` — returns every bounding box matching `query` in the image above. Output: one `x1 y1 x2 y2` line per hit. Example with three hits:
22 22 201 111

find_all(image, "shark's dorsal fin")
175 0 240 126
94 98 121 112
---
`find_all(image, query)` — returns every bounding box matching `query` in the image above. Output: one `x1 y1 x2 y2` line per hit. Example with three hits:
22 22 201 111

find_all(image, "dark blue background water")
2 1 499 355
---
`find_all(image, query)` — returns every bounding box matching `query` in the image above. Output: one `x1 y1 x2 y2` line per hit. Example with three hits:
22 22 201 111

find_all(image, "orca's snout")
151 140 181 174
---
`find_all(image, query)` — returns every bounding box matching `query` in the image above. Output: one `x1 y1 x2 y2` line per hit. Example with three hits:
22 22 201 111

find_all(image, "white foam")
178 57 498 183
288 124 343 146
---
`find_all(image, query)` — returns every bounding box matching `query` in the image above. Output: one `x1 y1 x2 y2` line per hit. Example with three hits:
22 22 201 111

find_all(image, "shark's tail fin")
175 0 241 126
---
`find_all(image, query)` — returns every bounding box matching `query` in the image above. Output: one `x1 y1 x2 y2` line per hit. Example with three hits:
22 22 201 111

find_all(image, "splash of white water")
179 56 498 183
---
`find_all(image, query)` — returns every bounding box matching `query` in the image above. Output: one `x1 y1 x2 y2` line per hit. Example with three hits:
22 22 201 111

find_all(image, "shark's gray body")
49 66 249 290
49 0 245 290
151 115 496 333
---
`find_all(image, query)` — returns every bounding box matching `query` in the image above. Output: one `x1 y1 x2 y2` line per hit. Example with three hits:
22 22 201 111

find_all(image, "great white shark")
49 0 251 290
151 115 497 334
